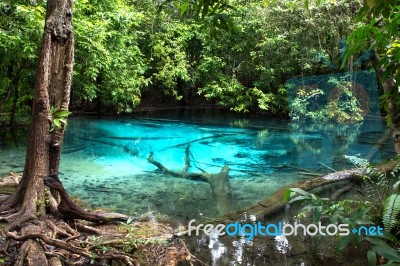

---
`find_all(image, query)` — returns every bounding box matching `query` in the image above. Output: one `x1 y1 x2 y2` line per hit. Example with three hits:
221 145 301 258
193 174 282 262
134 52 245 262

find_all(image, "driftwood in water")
219 160 400 223
147 143 233 215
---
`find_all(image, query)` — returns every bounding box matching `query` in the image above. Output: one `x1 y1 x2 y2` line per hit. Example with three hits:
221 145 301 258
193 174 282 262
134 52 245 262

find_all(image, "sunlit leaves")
346 0 400 88
72 0 148 113
0 1 44 118
198 75 276 112
0 0 366 116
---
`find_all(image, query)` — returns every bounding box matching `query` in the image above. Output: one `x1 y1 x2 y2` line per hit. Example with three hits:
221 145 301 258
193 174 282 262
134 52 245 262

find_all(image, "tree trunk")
0 0 73 217
9 65 23 127
0 0 128 226
371 51 400 153
10 77 19 127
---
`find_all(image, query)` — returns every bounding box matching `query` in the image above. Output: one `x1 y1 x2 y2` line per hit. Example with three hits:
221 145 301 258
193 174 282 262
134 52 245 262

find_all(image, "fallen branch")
217 159 400 223
148 143 233 214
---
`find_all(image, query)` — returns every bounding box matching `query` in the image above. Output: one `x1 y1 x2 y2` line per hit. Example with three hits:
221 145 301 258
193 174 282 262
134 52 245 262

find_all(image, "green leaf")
352 207 371 219
372 246 400 262
288 195 312 204
180 0 189 15
366 0 376 9
366 236 392 249
383 194 400 231
56 110 72 118
53 119 62 128
288 188 311 197
304 0 309 9
377 231 399 243
367 249 377 266
282 189 291 203
336 235 352 251
355 219 375 225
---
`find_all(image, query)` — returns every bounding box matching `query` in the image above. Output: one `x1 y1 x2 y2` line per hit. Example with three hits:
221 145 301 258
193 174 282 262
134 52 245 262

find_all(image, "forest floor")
0 174 200 266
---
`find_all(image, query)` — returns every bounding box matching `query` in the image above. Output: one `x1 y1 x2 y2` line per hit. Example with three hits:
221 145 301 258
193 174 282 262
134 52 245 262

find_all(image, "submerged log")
147 143 233 215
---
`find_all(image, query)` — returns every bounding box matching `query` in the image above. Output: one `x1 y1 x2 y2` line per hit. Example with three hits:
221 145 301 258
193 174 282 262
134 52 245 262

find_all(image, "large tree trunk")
0 0 74 219
0 2 130 264
0 0 126 225
371 51 400 153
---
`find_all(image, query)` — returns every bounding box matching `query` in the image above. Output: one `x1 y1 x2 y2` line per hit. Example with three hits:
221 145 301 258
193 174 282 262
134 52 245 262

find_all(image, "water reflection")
0 113 396 220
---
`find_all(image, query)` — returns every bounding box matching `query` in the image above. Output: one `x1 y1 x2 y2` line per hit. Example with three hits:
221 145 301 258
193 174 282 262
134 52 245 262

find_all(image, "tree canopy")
0 0 363 116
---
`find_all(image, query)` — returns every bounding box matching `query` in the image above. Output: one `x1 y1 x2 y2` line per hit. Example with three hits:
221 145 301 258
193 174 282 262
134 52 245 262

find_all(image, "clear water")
0 110 396 222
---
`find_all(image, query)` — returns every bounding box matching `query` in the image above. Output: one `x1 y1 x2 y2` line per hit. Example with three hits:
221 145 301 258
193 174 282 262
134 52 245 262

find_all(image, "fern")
344 155 370 169
383 194 400 232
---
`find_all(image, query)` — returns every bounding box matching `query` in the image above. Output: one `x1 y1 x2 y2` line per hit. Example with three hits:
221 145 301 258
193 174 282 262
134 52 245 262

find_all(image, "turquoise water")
0 111 396 221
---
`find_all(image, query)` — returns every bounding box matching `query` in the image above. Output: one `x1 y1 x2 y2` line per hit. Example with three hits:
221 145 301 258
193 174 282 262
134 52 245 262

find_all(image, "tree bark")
371 51 400 153
0 0 126 225
0 0 74 218
0 2 132 263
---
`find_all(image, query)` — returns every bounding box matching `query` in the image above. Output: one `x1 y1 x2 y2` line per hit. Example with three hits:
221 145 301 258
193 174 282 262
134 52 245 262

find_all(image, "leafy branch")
49 107 71 132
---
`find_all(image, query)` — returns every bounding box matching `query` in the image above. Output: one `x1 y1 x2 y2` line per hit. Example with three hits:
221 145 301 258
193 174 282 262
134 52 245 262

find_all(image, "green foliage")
289 78 364 123
149 22 194 99
383 194 400 232
0 1 44 122
50 107 71 132
285 157 400 265
344 0 400 127
284 187 371 227
73 0 148 113
197 75 275 112
117 220 167 252
0 0 361 116
367 232 400 265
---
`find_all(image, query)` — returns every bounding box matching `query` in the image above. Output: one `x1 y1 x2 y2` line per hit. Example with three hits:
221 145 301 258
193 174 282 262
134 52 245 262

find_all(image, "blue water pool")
0 110 396 221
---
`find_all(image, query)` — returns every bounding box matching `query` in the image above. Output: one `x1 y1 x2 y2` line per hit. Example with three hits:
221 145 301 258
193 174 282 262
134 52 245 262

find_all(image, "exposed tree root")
0 210 36 226
0 215 198 265
14 239 48 266
0 173 196 265
44 175 129 223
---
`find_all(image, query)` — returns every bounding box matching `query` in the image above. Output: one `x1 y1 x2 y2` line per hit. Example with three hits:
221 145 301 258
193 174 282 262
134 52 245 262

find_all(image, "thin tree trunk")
10 77 20 127
9 65 23 127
